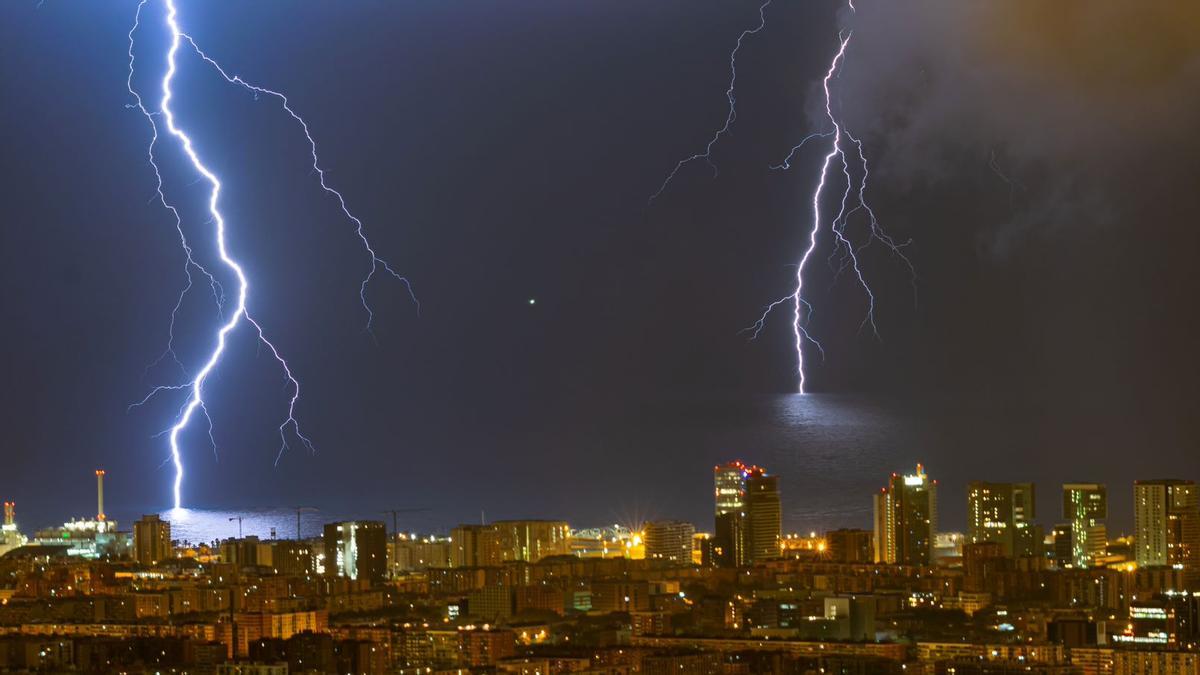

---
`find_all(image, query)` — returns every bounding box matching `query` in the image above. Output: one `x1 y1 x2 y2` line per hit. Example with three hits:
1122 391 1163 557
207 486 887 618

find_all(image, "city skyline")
5 464 1196 552
1 1 1197 671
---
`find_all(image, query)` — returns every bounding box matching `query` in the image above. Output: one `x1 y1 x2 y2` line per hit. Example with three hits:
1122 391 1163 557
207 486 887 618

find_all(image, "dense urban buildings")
1 465 1199 673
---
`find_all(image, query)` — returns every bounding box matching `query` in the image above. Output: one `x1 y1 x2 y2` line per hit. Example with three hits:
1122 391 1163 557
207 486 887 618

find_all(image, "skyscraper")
323 520 387 582
1134 480 1199 579
713 462 749 568
133 514 172 566
713 461 782 566
966 481 1040 558
745 469 781 563
645 520 695 564
1063 483 1107 568
873 464 938 565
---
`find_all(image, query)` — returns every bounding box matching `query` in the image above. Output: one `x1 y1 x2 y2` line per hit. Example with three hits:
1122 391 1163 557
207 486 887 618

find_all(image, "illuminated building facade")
0 502 28 557
268 540 315 576
967 481 1040 558
873 464 938 565
713 462 748 568
567 525 643 559
31 472 127 560
745 469 781 563
644 520 695 563
449 520 570 567
450 524 487 568
323 520 386 582
1063 483 1107 568
389 534 451 574
133 514 171 566
1135 480 1200 581
713 461 781 567
1117 593 1200 647
218 537 313 575
489 520 570 563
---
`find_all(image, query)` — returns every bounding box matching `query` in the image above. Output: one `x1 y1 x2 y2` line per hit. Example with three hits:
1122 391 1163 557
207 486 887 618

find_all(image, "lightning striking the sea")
648 1 907 389
127 0 412 508
752 22 915 393
748 26 914 393
654 2 913 393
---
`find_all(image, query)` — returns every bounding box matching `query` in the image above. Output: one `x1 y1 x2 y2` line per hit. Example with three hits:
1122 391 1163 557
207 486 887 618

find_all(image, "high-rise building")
450 524 488 568
323 520 387 582
644 520 695 564
714 462 747 515
873 464 938 565
713 462 749 568
745 469 781 563
269 540 314 576
1051 524 1073 568
1063 483 1107 568
713 461 781 567
133 514 172 566
1135 480 1200 579
966 481 1040 558
220 536 265 567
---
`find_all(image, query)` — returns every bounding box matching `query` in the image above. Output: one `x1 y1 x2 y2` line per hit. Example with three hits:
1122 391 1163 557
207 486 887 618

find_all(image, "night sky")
1 1 1197 534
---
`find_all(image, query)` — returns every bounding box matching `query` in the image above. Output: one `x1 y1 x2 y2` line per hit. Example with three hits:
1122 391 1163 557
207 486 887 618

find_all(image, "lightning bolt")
649 0 772 204
178 34 418 331
747 22 914 393
127 0 409 508
126 0 224 379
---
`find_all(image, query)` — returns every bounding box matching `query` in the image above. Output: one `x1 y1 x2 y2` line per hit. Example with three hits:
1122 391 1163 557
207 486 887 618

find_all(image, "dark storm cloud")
834 1 1200 253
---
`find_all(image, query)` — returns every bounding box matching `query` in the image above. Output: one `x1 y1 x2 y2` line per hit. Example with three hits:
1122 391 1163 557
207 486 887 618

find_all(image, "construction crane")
381 508 431 539
228 515 243 539
291 506 318 540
